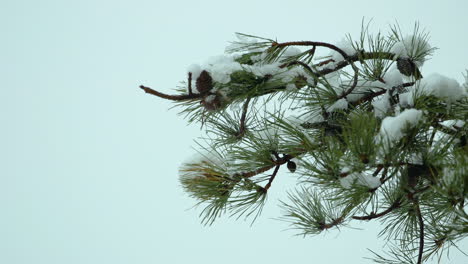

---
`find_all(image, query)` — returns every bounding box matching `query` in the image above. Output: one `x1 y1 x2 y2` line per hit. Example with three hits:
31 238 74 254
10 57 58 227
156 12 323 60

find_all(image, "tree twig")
188 72 193 95
352 199 401 220
139 85 201 101
318 216 344 230
274 41 350 60
415 198 425 264
263 165 280 191
235 97 251 139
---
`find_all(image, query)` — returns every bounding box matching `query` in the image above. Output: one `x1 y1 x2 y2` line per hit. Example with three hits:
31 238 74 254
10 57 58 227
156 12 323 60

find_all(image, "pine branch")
262 164 280 191
146 24 468 263
139 85 201 101
139 51 401 103
352 199 402 220
234 97 251 139
230 152 294 180
415 198 425 264
318 216 345 230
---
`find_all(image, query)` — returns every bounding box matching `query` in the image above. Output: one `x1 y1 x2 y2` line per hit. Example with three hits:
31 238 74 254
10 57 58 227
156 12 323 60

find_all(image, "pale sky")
1 0 467 263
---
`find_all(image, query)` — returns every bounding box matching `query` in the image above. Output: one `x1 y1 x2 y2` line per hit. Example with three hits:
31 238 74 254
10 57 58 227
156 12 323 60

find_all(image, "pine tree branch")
317 51 396 76
273 41 350 60
318 216 345 230
235 97 251 139
187 72 193 95
349 82 415 107
352 199 401 220
262 164 280 191
279 61 318 86
139 85 202 101
139 51 400 103
338 63 359 99
233 153 294 179
414 198 425 264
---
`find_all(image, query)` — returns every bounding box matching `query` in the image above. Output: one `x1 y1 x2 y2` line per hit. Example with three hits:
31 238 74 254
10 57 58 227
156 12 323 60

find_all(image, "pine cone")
397 58 422 79
287 161 297 173
196 70 213 94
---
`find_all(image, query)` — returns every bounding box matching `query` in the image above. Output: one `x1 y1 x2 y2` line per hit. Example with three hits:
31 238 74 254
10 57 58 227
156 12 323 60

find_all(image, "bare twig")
352 199 401 220
188 72 193 95
415 199 425 264
139 85 201 101
274 41 350 60
318 216 344 230
233 152 294 179
349 82 415 107
235 98 251 139
263 165 280 191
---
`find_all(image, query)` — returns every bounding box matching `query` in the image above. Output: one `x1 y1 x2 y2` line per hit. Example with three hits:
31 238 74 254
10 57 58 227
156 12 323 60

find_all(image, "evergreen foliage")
140 22 467 263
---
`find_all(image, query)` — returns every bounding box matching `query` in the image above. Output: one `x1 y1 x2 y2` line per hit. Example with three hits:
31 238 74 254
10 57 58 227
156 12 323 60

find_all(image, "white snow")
379 109 423 143
203 55 243 84
279 67 306 82
186 64 203 93
391 35 432 67
327 98 348 112
249 62 282 76
440 120 465 131
331 38 357 62
339 172 381 189
286 83 297 90
372 92 391 118
282 47 302 58
186 55 283 87
317 39 358 71
382 67 404 88
399 91 414 107
187 64 203 81
418 73 466 102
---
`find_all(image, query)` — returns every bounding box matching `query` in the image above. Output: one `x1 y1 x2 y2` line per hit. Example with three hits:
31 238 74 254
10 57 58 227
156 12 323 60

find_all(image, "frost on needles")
140 22 467 263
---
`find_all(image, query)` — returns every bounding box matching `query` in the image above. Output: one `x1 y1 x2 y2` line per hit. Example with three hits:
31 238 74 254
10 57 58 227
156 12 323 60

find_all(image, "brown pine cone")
196 70 213 94
397 58 422 79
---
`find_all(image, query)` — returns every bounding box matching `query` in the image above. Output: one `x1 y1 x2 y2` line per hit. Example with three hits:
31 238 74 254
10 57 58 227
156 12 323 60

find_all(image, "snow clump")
340 172 381 189
379 109 423 143
391 35 432 67
418 73 466 102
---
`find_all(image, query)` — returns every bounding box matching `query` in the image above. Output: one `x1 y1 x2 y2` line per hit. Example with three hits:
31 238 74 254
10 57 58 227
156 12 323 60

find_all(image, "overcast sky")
1 0 467 263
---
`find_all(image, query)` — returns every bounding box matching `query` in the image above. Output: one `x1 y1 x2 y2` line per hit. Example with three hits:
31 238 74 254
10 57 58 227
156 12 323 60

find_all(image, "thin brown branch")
317 51 396 76
415 199 425 264
139 85 201 101
263 165 280 191
187 72 193 95
140 51 400 103
352 199 401 220
279 61 318 86
235 98 251 139
233 153 295 179
280 60 314 71
319 216 344 230
274 41 350 60
338 62 359 99
373 165 384 177
317 58 335 66
349 82 415 107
